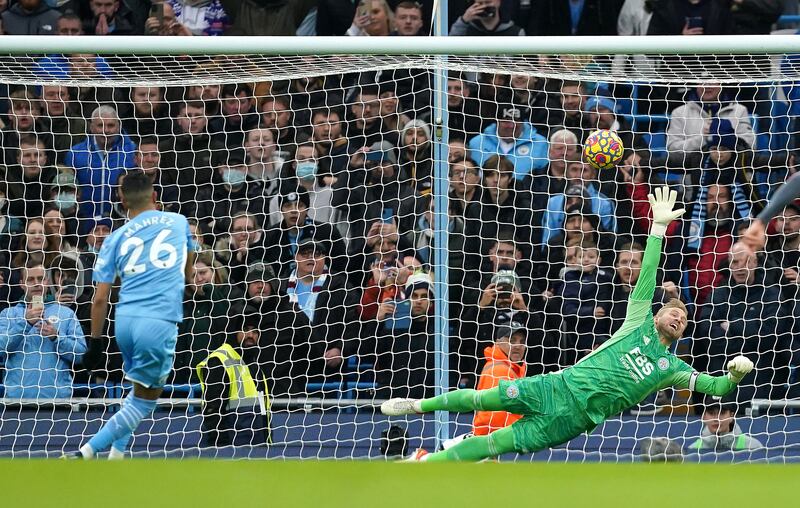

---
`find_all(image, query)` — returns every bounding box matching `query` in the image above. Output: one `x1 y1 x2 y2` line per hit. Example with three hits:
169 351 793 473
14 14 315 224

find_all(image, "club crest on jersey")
658 357 669 371
506 384 520 399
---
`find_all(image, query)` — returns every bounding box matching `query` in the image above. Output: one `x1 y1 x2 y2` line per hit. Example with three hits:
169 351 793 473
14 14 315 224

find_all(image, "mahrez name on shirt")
123 214 176 238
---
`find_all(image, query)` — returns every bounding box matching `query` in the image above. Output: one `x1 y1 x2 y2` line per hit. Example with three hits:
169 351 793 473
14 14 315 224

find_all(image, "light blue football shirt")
93 210 194 323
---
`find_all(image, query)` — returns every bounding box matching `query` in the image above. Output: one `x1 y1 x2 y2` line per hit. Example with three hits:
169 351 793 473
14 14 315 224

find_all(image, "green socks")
425 427 517 462
419 388 505 413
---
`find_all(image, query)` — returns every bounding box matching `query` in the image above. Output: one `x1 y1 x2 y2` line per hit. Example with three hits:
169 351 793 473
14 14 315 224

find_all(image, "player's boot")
59 451 85 460
402 448 429 462
380 398 421 416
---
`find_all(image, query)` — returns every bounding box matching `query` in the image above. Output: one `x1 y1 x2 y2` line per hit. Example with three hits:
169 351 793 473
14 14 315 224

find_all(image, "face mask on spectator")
222 168 247 186
296 162 317 182
55 193 77 211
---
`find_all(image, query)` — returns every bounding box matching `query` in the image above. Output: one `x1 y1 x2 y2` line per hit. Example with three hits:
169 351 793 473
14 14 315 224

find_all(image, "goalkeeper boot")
381 398 421 416
59 451 85 460
402 448 429 462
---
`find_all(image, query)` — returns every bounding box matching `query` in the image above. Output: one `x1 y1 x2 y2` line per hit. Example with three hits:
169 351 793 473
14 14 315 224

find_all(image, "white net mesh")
0 47 799 461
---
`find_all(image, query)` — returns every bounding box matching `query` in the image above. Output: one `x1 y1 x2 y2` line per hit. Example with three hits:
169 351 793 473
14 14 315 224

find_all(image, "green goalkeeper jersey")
561 235 737 425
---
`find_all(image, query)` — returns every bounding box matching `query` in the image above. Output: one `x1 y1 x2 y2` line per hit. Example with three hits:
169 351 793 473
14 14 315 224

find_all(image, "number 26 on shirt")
119 230 184 275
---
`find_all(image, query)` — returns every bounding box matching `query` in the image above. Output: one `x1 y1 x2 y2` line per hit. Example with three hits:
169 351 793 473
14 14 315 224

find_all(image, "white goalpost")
0 33 799 461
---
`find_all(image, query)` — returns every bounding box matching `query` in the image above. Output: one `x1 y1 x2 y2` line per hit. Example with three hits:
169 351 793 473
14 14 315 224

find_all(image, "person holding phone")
374 272 436 399
0 260 86 399
647 0 735 36
145 1 193 36
450 0 525 36
346 0 393 36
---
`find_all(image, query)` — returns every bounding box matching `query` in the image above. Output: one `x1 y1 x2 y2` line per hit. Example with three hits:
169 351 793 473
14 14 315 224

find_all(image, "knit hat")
405 271 434 296
401 119 432 143
585 96 617 114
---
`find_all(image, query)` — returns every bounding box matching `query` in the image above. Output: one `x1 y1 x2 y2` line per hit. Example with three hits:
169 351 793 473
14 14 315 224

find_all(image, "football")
583 129 624 170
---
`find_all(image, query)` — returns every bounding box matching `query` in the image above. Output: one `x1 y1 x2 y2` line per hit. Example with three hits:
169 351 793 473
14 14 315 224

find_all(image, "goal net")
0 36 799 461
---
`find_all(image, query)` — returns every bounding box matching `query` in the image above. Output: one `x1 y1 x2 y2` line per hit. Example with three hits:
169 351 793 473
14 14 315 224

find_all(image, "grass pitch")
3 460 795 507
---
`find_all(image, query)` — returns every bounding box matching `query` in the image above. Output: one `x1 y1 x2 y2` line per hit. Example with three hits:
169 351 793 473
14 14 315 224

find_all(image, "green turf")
2 460 797 507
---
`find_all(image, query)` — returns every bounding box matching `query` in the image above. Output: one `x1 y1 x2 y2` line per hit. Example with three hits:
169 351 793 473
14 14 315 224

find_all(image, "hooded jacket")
1 2 59 35
473 345 526 436
667 92 755 153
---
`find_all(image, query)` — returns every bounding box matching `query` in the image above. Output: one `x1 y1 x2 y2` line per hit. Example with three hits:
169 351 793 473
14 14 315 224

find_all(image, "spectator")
530 0 622 36
465 155 534 256
449 157 482 217
647 0 735 35
695 243 791 400
606 241 678 338
77 216 113 283
685 182 751 305
240 262 311 396
472 323 527 436
56 11 83 35
377 83 412 134
557 80 589 141
278 238 358 385
280 76 345 135
10 218 47 273
546 239 613 354
65 105 136 219
357 225 416 321
372 272 435 398
244 127 284 196
450 0 525 36
219 211 267 286
6 134 56 220
0 260 86 399
345 85 399 148
766 202 800 301
310 109 350 176
263 186 347 277
393 1 424 36
166 0 229 36
406 194 471 271
120 86 172 140
332 141 416 249
399 120 433 194
160 100 221 204
541 161 617 246
528 129 580 213
193 148 267 236
613 0 655 75
35 51 114 81
282 142 336 224
46 251 89 333
448 137 468 163
467 101 549 181
0 89 45 167
346 0 393 36
509 74 560 137
144 0 193 36
210 84 259 148
173 250 240 384
134 137 180 213
446 73 482 140
222 0 315 35
666 83 755 156
537 209 604 291
1 0 59 35
585 95 638 151
259 95 295 153
41 208 77 267
37 85 87 164
197 312 269 447
84 0 138 35
689 397 763 451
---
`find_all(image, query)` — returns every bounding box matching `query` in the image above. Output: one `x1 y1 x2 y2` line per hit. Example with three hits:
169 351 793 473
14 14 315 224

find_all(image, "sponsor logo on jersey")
505 384 520 399
643 335 651 345
658 357 669 371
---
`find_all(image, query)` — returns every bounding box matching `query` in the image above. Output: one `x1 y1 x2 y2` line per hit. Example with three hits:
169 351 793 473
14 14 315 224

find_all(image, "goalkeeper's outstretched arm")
620 187 685 329
671 356 755 397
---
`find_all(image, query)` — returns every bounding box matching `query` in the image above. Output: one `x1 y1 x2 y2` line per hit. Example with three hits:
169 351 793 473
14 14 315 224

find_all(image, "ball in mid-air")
583 129 624 170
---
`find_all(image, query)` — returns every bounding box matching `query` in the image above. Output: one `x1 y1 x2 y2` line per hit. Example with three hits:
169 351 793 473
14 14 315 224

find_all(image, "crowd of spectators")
0 0 799 416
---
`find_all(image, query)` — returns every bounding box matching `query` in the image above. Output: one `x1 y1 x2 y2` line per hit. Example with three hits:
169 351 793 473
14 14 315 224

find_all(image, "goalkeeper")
382 187 754 462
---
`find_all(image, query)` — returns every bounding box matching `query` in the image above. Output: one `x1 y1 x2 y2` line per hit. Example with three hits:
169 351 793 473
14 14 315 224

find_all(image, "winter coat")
64 134 137 219
667 99 755 153
1 3 59 35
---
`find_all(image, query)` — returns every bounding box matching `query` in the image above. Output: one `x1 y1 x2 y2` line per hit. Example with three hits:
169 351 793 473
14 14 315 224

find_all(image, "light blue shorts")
115 315 178 389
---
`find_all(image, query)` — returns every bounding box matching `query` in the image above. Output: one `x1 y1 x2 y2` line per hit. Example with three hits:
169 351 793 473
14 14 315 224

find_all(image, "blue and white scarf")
286 270 327 321
686 166 752 251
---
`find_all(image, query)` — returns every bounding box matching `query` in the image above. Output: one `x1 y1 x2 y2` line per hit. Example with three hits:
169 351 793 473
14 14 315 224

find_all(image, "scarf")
286 270 327 320
686 165 752 251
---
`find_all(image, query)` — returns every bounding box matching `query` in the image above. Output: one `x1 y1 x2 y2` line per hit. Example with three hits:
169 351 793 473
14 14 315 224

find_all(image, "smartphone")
381 208 394 224
686 16 703 29
31 295 44 314
496 283 514 294
150 3 164 22
388 299 412 330
357 0 370 18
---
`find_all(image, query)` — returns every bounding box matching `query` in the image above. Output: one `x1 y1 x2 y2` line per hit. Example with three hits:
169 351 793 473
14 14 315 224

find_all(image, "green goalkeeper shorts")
498 374 596 454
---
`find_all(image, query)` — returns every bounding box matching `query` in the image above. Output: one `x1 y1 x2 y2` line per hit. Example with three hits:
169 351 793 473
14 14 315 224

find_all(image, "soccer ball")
583 129 624 170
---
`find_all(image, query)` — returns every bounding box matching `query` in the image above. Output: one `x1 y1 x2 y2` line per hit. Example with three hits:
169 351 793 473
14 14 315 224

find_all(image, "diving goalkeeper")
381 187 754 462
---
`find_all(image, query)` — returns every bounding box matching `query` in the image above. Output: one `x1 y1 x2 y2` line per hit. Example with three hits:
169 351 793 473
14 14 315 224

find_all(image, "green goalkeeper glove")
727 355 754 383
648 186 685 238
